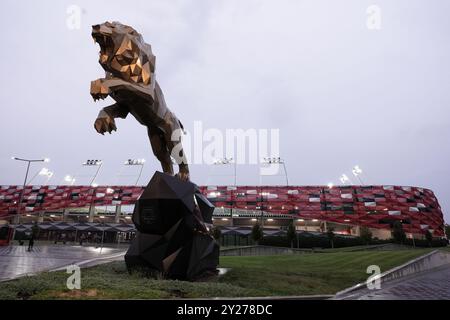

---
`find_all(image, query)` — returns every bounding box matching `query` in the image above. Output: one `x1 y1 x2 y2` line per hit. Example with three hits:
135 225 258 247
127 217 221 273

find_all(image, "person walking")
79 233 86 246
28 234 34 251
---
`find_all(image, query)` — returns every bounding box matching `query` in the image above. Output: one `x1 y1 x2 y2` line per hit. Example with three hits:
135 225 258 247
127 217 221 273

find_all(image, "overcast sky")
0 0 449 222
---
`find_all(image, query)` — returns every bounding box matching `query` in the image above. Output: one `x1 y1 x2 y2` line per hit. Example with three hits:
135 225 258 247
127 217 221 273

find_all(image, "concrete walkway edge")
50 251 126 272
334 249 450 298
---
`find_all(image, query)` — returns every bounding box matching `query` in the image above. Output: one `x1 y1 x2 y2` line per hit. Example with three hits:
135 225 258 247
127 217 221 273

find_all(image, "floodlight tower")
28 167 54 185
124 158 146 185
340 174 350 185
82 159 103 186
352 165 364 185
213 157 236 186
213 157 236 220
262 157 289 186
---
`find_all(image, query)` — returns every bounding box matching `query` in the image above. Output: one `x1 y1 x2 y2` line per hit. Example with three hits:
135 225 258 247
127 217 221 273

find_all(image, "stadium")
0 181 446 245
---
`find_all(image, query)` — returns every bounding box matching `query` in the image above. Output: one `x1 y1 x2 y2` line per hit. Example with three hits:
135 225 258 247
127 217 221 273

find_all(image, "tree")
287 221 297 248
392 221 406 244
445 224 450 240
210 226 222 241
251 223 264 245
327 227 335 249
425 230 433 247
360 226 373 245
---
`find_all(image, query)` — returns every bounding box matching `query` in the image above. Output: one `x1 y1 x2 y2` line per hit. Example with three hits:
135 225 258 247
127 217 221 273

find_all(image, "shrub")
326 227 336 249
251 223 264 245
286 222 297 248
424 230 433 247
259 233 365 249
404 237 447 248
210 226 222 241
360 226 373 245
391 221 406 244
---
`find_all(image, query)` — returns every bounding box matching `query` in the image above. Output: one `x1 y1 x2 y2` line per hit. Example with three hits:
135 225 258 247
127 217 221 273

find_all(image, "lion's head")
92 21 156 86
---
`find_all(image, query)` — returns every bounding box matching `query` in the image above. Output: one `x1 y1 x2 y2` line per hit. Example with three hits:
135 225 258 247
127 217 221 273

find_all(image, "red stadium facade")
0 184 446 238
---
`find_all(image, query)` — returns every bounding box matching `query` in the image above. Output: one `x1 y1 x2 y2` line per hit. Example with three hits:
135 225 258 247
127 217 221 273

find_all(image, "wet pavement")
336 264 450 300
0 244 127 281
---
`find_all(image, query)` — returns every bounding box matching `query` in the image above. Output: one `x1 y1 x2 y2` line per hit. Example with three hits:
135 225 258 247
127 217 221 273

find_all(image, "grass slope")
0 249 432 299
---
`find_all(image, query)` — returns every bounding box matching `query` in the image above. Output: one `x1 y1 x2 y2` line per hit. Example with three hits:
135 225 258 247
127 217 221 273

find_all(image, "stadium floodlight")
39 168 50 176
40 168 53 185
352 165 364 185
64 175 76 185
11 156 50 223
83 159 103 166
213 157 233 165
262 157 289 186
123 158 146 185
27 167 54 185
340 174 350 184
124 158 146 166
352 165 362 176
327 182 334 189
91 183 99 187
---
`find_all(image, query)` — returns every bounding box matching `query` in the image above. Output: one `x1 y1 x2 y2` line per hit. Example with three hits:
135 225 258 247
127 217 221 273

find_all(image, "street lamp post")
11 157 50 224
262 157 289 186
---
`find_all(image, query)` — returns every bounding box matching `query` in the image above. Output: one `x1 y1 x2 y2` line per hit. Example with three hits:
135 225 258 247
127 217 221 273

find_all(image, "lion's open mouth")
92 24 114 59
93 34 108 49
93 34 113 56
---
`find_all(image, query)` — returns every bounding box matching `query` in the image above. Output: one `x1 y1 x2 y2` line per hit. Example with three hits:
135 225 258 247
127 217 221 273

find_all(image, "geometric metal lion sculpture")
89 22 218 280
90 21 189 181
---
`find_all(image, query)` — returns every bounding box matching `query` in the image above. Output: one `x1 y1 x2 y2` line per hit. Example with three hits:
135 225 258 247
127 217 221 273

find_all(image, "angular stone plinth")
125 172 219 280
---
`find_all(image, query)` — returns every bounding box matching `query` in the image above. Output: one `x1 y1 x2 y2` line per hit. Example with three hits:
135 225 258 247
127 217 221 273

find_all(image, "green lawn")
218 249 432 296
0 249 433 299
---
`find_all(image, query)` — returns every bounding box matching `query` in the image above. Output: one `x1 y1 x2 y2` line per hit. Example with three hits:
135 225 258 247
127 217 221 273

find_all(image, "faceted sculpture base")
125 172 219 281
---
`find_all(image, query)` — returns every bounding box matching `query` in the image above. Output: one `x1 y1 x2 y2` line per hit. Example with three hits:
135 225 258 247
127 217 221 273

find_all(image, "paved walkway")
0 244 127 282
337 264 450 300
